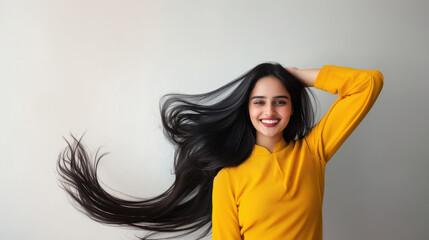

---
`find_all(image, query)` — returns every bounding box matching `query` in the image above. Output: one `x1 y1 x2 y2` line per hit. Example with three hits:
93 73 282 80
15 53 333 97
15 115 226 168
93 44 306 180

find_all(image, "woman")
57 63 383 240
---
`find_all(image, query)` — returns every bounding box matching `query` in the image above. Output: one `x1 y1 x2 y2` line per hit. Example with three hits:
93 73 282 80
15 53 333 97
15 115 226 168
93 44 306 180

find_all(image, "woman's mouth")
260 119 280 127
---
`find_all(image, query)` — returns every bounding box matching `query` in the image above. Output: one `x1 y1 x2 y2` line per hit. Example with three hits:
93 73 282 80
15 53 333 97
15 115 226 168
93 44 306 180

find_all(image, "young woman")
57 63 383 240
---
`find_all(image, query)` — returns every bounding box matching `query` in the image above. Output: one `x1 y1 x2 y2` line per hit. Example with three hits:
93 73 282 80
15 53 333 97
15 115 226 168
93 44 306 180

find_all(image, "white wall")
1 0 428 239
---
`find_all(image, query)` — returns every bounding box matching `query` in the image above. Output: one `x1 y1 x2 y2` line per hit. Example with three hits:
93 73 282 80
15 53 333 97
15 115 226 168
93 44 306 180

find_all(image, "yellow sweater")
212 65 384 240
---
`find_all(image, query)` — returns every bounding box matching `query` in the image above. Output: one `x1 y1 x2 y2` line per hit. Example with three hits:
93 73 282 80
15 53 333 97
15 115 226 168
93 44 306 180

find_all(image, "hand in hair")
285 67 320 88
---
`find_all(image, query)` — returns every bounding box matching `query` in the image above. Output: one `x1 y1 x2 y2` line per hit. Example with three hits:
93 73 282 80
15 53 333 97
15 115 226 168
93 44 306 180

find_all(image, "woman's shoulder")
216 165 240 178
215 157 256 181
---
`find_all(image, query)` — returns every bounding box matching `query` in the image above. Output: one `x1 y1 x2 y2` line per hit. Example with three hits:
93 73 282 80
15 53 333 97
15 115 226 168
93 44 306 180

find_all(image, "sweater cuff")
314 65 337 94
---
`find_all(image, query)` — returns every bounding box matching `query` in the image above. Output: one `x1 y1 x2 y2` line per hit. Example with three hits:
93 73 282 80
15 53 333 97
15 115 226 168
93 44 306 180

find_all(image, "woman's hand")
284 67 320 88
284 67 299 74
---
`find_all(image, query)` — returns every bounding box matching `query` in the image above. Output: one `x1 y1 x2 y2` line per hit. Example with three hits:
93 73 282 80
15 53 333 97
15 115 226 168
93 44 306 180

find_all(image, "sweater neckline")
253 137 289 154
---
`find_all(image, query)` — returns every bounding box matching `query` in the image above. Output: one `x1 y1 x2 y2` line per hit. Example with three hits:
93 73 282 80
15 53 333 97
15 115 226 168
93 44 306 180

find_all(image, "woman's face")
248 75 293 143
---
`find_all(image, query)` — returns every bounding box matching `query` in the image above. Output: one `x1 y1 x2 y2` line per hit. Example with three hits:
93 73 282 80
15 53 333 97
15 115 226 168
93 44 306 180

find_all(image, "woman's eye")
275 100 286 105
254 101 264 105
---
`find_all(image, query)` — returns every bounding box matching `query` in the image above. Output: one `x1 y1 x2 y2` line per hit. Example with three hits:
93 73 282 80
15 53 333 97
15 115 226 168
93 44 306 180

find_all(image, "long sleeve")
307 65 384 163
212 168 242 240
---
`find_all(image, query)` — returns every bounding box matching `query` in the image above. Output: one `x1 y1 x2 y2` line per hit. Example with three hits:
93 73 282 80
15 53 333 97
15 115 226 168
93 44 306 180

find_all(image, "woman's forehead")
250 76 290 96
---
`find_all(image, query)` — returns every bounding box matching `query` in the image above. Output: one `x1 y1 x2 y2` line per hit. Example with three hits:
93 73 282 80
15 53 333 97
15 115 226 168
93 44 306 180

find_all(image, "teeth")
261 119 279 124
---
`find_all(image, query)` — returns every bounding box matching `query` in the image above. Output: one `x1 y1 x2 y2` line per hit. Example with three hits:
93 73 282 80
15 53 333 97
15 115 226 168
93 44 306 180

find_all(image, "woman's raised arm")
298 65 383 163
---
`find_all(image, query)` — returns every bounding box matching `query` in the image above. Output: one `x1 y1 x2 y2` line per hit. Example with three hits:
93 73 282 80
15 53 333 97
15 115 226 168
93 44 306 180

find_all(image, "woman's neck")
255 134 283 153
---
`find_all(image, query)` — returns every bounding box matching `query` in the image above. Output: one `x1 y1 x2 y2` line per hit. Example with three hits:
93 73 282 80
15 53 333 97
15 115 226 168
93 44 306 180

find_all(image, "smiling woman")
57 62 383 240
248 75 295 152
212 65 383 240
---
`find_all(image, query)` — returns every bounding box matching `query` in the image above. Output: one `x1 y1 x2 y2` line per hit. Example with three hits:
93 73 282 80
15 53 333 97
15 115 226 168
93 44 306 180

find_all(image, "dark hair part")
57 62 316 239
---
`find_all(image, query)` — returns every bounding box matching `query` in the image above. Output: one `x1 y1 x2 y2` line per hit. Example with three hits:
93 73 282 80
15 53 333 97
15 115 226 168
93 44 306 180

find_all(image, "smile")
261 119 279 124
260 119 280 127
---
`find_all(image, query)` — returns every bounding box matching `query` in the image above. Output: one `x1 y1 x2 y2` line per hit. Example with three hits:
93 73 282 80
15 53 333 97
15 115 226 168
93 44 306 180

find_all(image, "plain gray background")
1 0 428 239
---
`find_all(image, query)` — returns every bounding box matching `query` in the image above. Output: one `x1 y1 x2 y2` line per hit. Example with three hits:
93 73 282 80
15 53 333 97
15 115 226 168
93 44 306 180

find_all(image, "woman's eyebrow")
250 95 289 100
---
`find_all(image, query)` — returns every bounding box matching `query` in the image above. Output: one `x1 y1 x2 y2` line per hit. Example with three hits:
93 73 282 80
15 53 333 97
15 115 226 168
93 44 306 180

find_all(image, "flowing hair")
57 62 316 239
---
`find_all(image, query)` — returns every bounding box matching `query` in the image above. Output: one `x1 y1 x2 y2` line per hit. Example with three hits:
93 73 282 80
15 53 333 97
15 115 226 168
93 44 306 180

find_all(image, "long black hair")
57 62 316 239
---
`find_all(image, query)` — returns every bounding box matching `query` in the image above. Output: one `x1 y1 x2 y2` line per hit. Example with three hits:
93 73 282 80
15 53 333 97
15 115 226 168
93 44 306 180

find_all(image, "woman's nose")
264 104 276 115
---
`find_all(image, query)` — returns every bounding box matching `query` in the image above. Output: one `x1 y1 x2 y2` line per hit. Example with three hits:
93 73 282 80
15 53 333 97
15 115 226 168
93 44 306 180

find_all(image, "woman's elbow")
366 69 384 94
